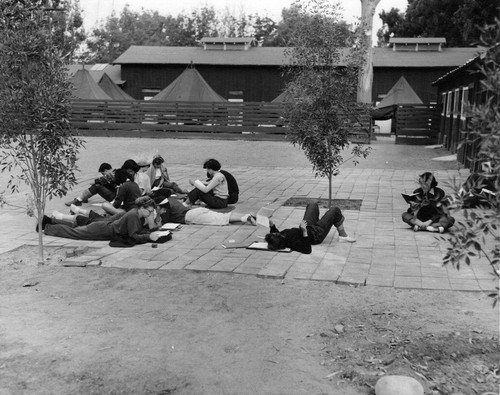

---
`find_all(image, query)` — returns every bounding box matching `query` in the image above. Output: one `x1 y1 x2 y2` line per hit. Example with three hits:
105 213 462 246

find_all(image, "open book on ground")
221 240 253 249
221 240 291 252
160 223 183 231
401 193 420 204
256 207 274 228
157 230 172 238
246 241 291 253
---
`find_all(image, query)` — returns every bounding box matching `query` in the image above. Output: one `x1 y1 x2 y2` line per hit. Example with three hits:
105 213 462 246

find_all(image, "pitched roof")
113 45 482 69
66 64 124 84
373 47 480 67
375 76 423 108
114 46 291 66
98 73 134 100
389 37 446 44
69 69 112 100
151 66 226 102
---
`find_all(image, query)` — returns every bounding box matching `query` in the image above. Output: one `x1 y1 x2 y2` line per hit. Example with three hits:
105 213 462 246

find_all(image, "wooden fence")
395 105 441 145
69 100 371 143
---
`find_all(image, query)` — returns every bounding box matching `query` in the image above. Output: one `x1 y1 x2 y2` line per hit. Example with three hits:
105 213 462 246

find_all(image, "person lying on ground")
65 162 117 207
264 202 356 254
39 196 166 244
146 154 188 195
184 158 228 209
153 196 256 227
402 172 455 233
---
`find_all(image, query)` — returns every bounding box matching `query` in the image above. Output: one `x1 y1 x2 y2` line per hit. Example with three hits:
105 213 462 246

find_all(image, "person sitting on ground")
152 196 256 227
264 202 356 254
402 172 455 233
184 159 228 209
65 162 117 207
219 168 239 204
122 159 151 196
40 196 166 244
72 168 142 217
145 154 188 195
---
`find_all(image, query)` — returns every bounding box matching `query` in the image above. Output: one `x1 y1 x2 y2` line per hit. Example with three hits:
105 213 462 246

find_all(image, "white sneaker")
70 204 82 215
51 210 64 220
339 235 356 243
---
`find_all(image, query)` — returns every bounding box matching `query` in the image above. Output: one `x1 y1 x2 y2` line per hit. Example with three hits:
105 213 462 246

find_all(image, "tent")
98 72 134 100
70 68 111 100
372 76 423 120
271 90 291 103
151 66 226 102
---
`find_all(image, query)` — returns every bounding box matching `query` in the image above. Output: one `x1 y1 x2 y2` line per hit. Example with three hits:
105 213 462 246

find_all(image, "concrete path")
0 136 496 293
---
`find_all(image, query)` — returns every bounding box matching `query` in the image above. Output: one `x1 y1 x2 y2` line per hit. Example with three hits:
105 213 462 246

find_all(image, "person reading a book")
264 202 356 254
402 172 455 233
39 196 168 244
184 159 228 209
65 162 117 207
154 196 256 227
145 154 188 195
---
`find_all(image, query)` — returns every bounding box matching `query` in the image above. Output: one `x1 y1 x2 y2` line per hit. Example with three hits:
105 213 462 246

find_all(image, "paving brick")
207 257 246 273
394 276 422 289
257 259 295 279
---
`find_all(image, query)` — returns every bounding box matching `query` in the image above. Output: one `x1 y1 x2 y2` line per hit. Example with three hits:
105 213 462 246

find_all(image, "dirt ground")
0 246 498 395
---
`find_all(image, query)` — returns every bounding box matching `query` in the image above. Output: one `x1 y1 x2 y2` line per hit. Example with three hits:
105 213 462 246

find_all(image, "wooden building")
113 37 481 105
432 47 495 169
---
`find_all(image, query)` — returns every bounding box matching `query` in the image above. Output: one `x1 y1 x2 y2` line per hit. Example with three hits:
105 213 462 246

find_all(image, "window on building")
228 90 244 103
460 87 469 120
142 88 161 101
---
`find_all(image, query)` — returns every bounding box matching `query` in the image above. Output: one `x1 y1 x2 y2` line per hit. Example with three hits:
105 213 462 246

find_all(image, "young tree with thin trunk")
0 1 84 263
282 0 371 208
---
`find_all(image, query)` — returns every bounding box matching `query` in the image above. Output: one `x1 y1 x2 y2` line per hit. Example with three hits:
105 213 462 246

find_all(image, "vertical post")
357 0 381 104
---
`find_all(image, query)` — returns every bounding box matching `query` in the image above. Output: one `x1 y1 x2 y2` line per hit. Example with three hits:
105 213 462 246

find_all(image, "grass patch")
283 197 362 210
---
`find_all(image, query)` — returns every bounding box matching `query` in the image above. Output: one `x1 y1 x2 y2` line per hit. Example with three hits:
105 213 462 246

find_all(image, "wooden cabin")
113 37 481 105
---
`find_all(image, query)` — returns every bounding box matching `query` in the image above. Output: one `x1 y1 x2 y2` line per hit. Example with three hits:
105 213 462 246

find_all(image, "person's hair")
98 162 112 173
114 168 131 185
135 196 155 209
419 172 437 188
203 158 221 171
152 155 164 166
121 159 140 173
265 233 287 251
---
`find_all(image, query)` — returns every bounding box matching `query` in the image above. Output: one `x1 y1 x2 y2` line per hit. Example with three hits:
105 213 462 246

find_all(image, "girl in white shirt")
184 158 228 209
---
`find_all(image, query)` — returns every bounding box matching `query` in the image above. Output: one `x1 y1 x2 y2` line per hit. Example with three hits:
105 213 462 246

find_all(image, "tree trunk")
357 0 382 104
37 209 45 264
328 173 332 209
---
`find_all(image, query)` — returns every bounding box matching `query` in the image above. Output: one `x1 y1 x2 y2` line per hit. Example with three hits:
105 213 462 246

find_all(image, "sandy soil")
0 246 498 395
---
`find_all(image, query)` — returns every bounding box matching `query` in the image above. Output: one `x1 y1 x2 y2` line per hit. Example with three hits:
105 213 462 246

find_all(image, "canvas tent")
372 76 423 120
271 90 292 103
70 68 111 100
98 72 134 100
151 66 226 102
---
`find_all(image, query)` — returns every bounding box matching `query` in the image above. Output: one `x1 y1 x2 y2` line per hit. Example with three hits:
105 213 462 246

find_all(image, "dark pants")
88 184 115 202
45 221 113 240
303 203 344 245
402 211 455 230
187 189 227 209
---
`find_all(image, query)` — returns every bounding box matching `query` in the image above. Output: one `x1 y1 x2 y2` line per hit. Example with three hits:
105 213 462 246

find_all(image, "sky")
81 0 409 39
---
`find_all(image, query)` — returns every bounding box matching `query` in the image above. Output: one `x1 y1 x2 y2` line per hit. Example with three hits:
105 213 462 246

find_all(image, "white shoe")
70 204 83 215
339 235 356 243
51 210 64 220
